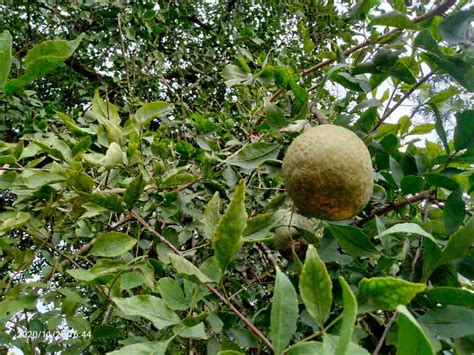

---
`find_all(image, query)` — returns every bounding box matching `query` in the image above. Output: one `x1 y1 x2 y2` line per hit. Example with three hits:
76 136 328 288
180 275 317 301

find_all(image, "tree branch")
270 0 456 103
64 58 115 86
354 190 432 227
370 70 436 133
130 210 274 350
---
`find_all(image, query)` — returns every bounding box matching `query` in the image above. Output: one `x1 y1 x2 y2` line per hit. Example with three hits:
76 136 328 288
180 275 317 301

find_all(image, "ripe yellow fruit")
282 125 373 220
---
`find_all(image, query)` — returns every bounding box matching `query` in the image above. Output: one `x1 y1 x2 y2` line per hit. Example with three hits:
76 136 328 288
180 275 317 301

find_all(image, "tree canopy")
0 1 473 354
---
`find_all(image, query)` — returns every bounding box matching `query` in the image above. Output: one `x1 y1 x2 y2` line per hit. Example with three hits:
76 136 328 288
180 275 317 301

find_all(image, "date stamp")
16 329 92 340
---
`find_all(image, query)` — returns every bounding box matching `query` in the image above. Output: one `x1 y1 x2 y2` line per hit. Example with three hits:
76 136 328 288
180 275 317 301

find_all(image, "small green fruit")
274 226 298 252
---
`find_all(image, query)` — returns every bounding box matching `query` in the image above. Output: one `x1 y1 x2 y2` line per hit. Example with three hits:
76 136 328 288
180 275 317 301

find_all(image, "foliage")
0 1 473 354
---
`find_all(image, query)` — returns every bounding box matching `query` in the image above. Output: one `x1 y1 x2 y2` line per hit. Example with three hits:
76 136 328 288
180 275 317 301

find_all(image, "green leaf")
438 8 474 51
336 277 357 355
0 212 30 234
192 113 216 134
21 170 65 189
330 71 367 92
389 156 404 186
406 123 435 136
357 277 426 312
102 119 124 146
299 245 332 327
55 112 90 136
423 52 474 92
289 76 308 103
427 86 460 105
390 59 417 84
227 142 281 170
400 176 425 195
454 335 474 355
350 0 379 20
88 192 124 212
352 62 379 75
243 210 286 241
0 30 12 92
264 100 286 128
161 172 195 188
107 340 171 355
422 238 443 282
429 104 450 154
0 293 37 323
176 322 208 339
369 11 417 29
427 287 474 308
203 192 221 239
121 270 149 290
168 254 212 284
89 232 136 257
32 136 72 161
286 341 323 355
0 155 16 165
419 305 474 338
396 305 435 355
66 315 90 333
322 334 369 355
454 110 474 151
124 173 145 209
66 170 94 193
71 136 92 156
66 259 125 282
212 180 248 269
199 256 222 283
377 223 437 244
374 123 400 139
274 66 291 89
134 101 174 125
328 224 378 257
373 48 401 68
92 90 120 125
415 30 442 56
5 34 84 94
442 217 474 263
221 64 252 87
444 188 466 234
270 267 298 355
218 351 245 355
425 173 459 191
113 295 180 329
157 277 188 311
100 142 123 168
299 22 315 54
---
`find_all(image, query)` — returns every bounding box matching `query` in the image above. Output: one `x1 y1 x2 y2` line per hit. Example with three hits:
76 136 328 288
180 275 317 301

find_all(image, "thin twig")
371 71 436 133
102 184 157 194
373 311 398 355
268 0 456 106
130 210 274 350
301 0 455 80
354 191 432 227
410 237 424 282
259 243 278 269
117 14 131 94
0 166 49 172
130 210 182 255
207 284 274 350
410 197 431 281
381 82 399 119
42 214 131 282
